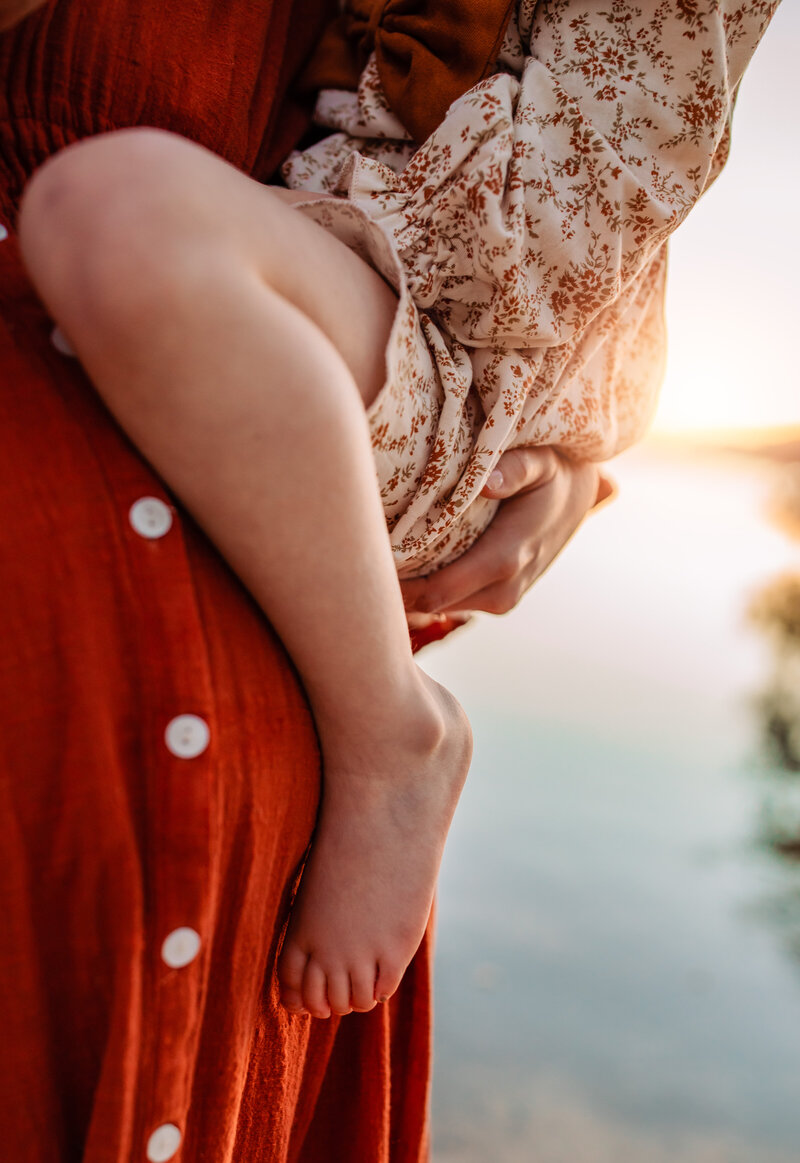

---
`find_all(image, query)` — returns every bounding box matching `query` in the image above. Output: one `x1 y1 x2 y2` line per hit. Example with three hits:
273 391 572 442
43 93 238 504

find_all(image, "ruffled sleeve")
336 0 779 349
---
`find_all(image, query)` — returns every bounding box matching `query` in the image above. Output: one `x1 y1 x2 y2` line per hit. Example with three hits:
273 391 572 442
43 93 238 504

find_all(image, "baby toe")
349 966 378 1013
374 953 407 1005
279 985 307 1014
277 940 308 995
326 969 353 1016
302 957 332 1019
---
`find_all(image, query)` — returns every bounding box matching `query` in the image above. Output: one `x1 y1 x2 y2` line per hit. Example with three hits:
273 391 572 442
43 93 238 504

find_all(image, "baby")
18 0 778 1020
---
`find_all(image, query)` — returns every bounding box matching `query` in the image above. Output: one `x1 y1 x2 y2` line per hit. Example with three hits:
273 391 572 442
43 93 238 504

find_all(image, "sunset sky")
651 0 799 437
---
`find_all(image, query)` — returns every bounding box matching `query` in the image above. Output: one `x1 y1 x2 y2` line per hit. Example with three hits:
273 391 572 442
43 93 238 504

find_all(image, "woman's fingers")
480 445 560 500
401 454 602 616
401 447 563 614
405 501 538 615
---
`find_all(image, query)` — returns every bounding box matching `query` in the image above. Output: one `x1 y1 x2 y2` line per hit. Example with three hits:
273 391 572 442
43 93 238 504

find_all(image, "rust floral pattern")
283 0 778 577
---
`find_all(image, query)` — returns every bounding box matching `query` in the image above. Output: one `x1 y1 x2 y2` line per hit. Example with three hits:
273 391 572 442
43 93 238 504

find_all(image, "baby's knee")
19 129 209 332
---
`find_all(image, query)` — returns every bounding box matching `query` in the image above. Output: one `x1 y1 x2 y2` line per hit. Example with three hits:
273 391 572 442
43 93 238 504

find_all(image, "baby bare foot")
277 672 471 1018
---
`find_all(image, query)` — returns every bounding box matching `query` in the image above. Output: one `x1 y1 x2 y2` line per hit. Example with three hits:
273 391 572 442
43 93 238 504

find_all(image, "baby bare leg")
18 129 471 1018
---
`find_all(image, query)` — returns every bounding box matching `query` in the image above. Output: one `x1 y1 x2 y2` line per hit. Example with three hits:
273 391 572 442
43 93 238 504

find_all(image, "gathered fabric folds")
0 0 443 1159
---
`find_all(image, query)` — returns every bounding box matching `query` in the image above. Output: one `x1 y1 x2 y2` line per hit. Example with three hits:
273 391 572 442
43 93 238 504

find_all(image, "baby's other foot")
277 674 471 1018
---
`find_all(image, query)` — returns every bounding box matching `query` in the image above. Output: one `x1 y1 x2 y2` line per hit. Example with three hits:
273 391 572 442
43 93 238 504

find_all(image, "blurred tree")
766 463 800 542
750 574 800 651
749 465 800 852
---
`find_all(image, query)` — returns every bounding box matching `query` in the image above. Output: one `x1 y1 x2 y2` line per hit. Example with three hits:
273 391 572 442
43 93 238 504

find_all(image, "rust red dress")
0 1 453 1159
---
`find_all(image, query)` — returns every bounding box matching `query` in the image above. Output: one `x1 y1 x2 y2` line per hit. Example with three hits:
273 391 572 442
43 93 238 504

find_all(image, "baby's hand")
401 448 615 618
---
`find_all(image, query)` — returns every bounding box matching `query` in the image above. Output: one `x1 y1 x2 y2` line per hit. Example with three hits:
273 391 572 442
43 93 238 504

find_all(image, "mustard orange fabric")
297 0 516 143
0 0 451 1158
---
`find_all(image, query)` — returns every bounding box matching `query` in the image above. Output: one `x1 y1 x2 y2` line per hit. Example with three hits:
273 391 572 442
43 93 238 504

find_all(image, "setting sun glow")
650 1 799 440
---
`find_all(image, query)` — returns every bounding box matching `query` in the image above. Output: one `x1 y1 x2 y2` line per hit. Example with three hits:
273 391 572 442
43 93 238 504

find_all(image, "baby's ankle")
314 666 457 774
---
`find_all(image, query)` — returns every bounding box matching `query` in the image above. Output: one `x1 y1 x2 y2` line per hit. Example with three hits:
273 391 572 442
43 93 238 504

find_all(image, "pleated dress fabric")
0 1 448 1159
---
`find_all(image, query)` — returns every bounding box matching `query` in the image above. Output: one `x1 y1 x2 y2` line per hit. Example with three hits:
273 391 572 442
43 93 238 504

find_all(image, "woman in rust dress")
0 0 605 1159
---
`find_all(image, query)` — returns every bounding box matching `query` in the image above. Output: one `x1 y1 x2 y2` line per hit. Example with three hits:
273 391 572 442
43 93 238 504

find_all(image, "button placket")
118 472 217 1159
142 712 211 1150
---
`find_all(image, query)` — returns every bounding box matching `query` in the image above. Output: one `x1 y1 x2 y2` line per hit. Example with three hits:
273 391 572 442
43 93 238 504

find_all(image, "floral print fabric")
283 0 778 576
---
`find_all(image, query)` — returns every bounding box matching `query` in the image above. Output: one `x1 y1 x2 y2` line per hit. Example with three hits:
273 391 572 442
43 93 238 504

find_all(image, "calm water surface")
421 442 800 1163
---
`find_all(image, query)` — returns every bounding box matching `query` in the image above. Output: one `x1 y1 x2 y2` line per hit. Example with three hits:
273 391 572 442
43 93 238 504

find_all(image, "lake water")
420 441 800 1163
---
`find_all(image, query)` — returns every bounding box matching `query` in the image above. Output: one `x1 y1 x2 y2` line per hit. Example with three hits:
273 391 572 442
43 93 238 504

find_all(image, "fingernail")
486 469 504 492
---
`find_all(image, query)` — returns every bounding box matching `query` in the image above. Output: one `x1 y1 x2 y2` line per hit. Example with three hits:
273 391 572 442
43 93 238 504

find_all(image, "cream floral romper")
283 0 778 577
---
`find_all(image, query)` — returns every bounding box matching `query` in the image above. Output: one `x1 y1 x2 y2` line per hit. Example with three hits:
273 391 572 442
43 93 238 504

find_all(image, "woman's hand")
400 447 615 619
0 0 46 32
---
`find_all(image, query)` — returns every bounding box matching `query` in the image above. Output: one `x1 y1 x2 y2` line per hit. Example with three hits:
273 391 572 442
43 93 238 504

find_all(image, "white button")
129 497 173 539
50 326 76 356
161 927 201 969
146 1123 182 1162
0 223 7 241
164 714 210 759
